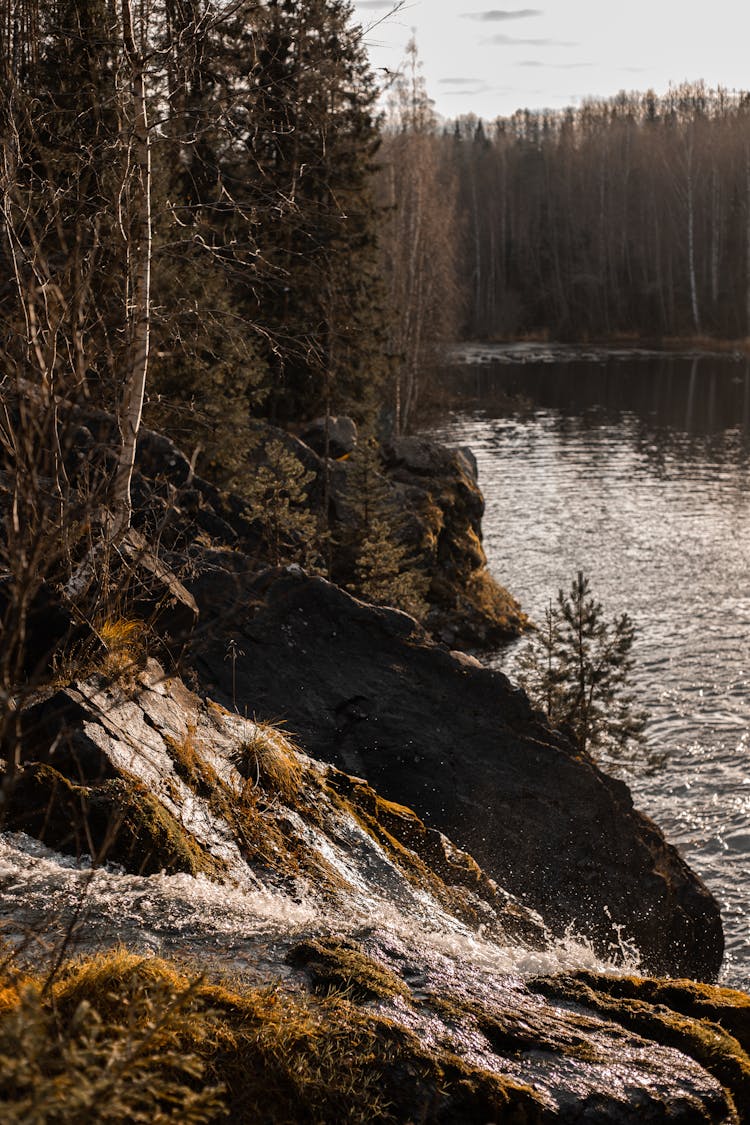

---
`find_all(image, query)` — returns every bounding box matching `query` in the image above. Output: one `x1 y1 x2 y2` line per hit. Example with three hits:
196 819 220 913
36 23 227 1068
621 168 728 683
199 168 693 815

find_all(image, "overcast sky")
352 1 750 121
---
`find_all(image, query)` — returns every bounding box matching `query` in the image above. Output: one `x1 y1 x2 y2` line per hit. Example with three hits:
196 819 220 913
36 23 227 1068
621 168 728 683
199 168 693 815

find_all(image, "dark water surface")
431 346 750 988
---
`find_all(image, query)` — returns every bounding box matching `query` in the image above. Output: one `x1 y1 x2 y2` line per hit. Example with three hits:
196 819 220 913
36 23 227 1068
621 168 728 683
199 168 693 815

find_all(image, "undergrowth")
0 947 546 1124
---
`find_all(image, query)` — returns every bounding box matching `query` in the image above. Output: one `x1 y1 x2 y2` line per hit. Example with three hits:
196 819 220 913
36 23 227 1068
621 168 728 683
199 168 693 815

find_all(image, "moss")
165 729 220 799
100 779 226 878
426 991 609 1067
462 568 529 636
1 949 547 1124
3 763 98 859
286 938 412 1004
533 972 750 1117
2 763 223 878
563 971 750 1052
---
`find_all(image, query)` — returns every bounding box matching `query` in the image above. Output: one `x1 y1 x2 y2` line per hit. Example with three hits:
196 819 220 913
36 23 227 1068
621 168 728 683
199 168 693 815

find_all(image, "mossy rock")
4 763 223 878
326 769 505 908
92 779 225 877
286 937 412 1004
564 971 750 1051
3 948 546 1125
533 971 750 1119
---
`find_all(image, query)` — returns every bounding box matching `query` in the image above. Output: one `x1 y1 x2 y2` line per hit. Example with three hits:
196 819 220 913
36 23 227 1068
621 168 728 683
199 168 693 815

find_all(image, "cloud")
486 33 576 46
518 60 592 69
439 77 485 86
446 85 495 97
463 8 542 19
357 1 392 8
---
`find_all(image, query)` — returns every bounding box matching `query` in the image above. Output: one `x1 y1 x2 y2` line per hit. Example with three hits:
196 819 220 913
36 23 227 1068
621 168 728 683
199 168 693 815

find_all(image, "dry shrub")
0 949 224 1124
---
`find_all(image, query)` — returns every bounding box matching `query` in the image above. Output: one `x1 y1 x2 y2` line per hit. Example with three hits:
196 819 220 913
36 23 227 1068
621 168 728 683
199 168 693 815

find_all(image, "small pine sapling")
242 439 326 570
517 572 646 759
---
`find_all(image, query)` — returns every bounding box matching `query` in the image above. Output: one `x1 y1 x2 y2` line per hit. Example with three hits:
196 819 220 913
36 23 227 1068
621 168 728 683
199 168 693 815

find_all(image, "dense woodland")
3 4 750 637
5 7 749 471
447 84 750 341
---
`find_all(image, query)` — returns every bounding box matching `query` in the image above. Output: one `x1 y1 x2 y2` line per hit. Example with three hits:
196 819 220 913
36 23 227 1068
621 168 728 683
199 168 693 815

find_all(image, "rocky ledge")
2 663 748 1122
0 409 740 1121
185 564 723 983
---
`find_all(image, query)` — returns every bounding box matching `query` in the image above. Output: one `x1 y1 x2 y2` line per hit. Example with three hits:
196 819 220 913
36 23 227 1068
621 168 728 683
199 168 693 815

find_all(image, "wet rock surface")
1 666 746 1122
9 661 546 946
186 566 723 982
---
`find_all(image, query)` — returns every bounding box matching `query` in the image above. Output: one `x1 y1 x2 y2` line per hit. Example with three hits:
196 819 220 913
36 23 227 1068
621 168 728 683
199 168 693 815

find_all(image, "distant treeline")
446 84 750 341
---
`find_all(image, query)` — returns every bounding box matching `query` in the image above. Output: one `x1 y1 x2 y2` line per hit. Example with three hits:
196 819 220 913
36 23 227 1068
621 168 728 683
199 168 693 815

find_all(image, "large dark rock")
186 564 724 981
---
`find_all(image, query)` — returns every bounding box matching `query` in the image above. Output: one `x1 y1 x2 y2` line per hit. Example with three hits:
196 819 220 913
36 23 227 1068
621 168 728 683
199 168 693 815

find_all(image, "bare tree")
378 38 461 433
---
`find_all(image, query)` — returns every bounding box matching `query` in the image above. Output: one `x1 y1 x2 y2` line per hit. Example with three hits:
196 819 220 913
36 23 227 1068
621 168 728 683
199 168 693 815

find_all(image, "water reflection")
431 348 750 989
438 351 750 444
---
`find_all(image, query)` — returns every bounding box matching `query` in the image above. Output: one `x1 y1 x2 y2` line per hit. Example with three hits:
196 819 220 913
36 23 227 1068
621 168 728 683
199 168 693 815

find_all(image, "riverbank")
466 332 750 357
1 654 745 1122
428 346 750 989
5 942 750 1122
1 407 745 1121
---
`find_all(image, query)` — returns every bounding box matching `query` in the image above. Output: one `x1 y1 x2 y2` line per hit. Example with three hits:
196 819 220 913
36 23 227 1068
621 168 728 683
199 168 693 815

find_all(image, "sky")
351 0 750 121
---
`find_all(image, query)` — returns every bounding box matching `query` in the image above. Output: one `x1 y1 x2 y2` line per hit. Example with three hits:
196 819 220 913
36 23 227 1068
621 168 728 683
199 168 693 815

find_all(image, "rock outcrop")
9 660 546 949
2 664 747 1122
381 435 527 646
186 564 723 981
149 413 524 648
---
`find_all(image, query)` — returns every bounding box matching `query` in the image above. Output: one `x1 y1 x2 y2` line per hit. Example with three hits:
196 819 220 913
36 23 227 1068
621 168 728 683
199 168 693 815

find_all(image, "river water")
431 344 750 989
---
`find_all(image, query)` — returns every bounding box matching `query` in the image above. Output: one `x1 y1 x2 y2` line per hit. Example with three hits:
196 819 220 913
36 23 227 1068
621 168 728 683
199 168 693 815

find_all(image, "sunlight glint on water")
431 349 750 989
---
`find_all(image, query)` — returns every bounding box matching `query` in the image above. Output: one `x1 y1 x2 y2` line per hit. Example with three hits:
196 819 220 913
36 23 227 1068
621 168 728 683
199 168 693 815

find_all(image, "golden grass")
234 725 304 806
0 947 546 1124
96 616 148 683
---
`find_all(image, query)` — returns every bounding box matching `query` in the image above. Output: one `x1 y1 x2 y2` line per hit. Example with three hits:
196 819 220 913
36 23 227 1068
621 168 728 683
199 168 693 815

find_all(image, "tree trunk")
111 0 152 539
686 136 701 333
746 144 750 337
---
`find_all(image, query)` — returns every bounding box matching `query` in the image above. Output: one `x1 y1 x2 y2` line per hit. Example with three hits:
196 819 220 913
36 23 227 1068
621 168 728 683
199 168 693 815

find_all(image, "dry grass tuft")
96 616 148 683
233 725 303 806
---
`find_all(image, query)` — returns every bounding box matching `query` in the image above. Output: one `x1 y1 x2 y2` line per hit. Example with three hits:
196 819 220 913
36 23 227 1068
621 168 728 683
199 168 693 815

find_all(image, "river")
430 344 750 989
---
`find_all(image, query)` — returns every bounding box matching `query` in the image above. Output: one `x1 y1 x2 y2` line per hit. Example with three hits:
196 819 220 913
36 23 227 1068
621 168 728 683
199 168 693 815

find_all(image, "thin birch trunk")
686 137 701 333
746 145 750 337
111 0 152 539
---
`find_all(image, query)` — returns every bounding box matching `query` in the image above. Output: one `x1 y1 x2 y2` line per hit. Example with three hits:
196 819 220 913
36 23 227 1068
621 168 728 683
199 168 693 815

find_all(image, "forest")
7 5 746 488
3 7 750 1122
3 3 749 639
446 83 750 342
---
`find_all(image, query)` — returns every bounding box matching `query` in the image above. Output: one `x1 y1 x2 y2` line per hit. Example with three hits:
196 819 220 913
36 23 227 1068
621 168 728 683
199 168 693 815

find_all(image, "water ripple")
432 354 750 988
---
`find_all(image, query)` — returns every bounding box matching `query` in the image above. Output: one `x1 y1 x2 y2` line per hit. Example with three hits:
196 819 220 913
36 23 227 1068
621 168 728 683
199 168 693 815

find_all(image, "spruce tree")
343 437 428 619
240 0 389 425
242 438 323 569
517 572 645 758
